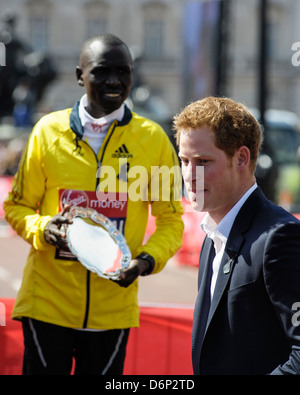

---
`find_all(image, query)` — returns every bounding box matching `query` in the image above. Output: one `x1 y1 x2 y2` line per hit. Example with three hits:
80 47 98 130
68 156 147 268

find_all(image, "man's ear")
236 146 251 169
76 66 84 87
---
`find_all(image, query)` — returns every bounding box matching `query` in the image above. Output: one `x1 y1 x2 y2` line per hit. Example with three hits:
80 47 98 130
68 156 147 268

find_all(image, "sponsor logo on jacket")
112 144 133 158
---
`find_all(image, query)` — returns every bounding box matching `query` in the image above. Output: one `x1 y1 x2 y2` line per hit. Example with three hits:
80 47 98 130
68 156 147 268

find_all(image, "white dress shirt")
201 183 258 299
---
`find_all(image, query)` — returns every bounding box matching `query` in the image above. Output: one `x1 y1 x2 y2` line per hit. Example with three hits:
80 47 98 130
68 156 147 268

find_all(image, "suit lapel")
206 187 267 328
197 236 214 289
207 234 243 325
192 236 214 372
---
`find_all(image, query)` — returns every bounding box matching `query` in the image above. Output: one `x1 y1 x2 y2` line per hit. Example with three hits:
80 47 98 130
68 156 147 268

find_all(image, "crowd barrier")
0 298 193 375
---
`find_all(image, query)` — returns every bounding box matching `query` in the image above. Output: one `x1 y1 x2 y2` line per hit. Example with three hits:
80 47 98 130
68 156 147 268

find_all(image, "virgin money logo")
60 189 89 208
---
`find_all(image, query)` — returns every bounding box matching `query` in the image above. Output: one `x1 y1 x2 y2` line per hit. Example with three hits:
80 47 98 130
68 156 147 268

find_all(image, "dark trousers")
22 318 129 375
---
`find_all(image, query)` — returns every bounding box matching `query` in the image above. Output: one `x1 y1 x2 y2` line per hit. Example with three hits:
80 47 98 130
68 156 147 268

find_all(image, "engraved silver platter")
65 206 131 280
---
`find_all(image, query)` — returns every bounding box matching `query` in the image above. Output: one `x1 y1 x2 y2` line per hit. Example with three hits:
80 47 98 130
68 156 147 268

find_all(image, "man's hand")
44 205 73 250
113 258 151 288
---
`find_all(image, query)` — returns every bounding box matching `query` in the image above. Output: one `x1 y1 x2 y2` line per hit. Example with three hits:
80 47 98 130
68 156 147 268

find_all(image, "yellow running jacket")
4 103 184 330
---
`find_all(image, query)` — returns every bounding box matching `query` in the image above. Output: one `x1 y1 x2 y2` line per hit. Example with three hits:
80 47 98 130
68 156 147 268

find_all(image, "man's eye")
197 159 209 166
93 67 108 76
117 66 131 74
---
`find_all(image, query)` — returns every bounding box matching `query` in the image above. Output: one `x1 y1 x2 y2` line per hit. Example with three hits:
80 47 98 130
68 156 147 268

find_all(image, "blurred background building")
0 0 299 210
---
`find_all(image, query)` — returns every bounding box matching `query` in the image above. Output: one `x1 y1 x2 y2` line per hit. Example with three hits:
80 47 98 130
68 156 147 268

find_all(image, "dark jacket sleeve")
264 221 300 375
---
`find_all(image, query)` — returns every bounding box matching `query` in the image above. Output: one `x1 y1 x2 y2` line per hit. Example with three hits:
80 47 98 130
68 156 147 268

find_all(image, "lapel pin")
223 259 233 274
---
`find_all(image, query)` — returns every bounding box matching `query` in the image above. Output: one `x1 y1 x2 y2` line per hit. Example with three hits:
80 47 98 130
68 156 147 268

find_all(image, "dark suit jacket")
192 187 300 375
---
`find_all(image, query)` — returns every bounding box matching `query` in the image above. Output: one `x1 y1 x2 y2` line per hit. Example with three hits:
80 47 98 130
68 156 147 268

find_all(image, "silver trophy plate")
65 206 131 280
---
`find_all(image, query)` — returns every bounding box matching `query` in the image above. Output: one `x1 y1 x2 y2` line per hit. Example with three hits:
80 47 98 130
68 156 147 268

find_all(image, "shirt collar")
201 183 258 240
78 94 125 127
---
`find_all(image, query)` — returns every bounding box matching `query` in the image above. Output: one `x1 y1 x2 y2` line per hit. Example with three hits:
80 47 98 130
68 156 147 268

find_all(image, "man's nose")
183 163 202 183
183 163 194 183
106 70 120 85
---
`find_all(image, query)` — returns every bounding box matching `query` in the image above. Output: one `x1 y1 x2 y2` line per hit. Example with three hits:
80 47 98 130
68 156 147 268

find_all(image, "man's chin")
102 101 122 113
98 95 124 114
188 190 203 205
187 194 205 212
191 200 204 212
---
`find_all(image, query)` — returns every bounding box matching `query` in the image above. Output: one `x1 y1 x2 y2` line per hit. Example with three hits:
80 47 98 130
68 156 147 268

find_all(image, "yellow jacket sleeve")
135 139 184 273
4 127 52 250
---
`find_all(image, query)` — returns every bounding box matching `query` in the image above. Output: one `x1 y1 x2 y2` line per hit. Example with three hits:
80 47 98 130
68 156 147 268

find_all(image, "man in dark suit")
173 96 300 375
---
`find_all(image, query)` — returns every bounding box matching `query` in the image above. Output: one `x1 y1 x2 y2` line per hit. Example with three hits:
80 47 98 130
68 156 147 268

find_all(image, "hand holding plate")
113 258 150 288
44 205 73 250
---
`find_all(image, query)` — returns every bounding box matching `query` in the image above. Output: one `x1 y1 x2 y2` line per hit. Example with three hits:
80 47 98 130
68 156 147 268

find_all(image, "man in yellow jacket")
4 34 184 375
